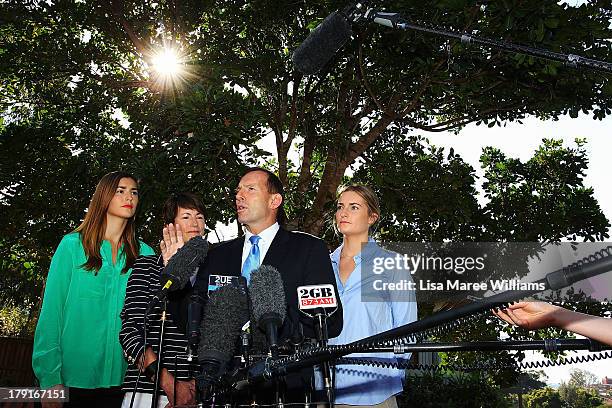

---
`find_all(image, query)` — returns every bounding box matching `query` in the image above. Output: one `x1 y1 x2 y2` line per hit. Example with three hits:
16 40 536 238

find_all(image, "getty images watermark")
360 242 611 303
371 252 544 291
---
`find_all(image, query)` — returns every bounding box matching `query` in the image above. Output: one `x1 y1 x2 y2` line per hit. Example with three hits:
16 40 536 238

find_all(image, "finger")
162 227 171 246
160 240 167 254
505 308 527 327
168 223 177 243
494 309 515 326
508 301 529 310
175 224 184 245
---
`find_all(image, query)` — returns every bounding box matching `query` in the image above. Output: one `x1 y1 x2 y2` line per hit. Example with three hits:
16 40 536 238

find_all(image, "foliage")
400 371 512 408
558 384 603 408
522 382 604 408
567 368 599 387
523 387 563 408
0 305 36 337
3 0 610 234
480 139 609 242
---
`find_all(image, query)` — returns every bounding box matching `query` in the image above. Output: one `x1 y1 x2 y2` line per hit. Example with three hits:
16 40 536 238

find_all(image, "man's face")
235 170 281 233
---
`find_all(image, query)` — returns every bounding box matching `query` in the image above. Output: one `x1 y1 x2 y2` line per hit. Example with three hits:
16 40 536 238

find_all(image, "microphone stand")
314 310 335 408
361 9 612 75
151 299 168 408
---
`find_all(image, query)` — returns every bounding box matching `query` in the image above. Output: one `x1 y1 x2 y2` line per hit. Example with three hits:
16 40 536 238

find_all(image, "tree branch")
108 0 148 57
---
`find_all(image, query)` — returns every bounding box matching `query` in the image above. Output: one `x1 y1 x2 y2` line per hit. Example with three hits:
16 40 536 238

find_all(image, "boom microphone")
197 283 249 400
250 265 287 358
293 12 353 75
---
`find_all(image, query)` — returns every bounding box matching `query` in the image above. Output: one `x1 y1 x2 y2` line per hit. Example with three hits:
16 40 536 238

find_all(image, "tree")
192 0 612 234
400 371 512 408
568 369 599 388
558 382 603 408
523 387 562 408
4 0 610 236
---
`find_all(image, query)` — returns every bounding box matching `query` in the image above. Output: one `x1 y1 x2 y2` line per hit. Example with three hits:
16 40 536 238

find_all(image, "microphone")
297 284 339 406
186 292 205 362
292 11 353 75
250 265 287 358
197 283 249 400
147 236 209 313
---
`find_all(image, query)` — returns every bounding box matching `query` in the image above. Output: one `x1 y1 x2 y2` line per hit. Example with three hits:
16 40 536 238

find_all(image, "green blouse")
32 232 155 389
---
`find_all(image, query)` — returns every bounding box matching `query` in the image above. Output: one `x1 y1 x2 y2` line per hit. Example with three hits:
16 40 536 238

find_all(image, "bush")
399 371 512 408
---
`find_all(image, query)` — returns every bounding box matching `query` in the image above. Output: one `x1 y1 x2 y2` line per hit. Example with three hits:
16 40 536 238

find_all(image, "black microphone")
297 284 339 406
147 236 209 313
292 12 353 75
186 292 205 362
250 265 287 358
197 284 249 400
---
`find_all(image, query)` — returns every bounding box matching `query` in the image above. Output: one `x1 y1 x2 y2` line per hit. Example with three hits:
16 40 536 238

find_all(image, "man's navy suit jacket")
194 226 343 342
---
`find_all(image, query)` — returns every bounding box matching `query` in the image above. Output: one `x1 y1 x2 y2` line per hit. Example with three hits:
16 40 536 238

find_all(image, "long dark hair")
75 171 141 274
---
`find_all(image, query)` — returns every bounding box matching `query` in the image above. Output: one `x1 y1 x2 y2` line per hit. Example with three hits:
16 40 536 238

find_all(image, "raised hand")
160 223 184 266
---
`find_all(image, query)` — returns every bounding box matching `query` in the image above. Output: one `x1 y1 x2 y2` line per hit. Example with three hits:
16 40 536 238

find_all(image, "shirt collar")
244 222 279 244
331 237 377 265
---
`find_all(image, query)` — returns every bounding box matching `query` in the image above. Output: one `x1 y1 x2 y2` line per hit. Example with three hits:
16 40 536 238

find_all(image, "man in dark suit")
194 167 343 402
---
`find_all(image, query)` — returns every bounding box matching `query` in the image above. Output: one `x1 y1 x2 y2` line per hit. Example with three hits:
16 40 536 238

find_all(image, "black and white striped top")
119 255 199 394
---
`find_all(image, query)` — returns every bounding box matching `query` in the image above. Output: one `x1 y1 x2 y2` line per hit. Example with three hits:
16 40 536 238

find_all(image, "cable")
337 350 612 372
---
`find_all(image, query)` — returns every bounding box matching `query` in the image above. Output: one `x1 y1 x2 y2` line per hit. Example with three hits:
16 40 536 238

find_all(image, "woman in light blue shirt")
328 184 417 408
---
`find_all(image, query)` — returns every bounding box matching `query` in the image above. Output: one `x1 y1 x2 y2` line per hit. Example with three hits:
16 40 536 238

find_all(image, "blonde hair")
334 184 381 233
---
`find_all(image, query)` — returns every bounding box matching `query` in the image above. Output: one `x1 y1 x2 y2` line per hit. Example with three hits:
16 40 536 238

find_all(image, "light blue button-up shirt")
322 239 417 405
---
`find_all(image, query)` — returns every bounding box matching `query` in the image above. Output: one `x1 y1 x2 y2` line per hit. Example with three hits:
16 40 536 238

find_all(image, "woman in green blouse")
32 171 155 408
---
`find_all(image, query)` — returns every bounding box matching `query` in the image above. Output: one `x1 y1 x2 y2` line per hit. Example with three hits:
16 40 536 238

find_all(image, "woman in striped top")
119 192 206 408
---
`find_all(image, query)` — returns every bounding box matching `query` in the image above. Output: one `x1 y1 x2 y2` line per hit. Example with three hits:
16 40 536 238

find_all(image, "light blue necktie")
242 235 261 285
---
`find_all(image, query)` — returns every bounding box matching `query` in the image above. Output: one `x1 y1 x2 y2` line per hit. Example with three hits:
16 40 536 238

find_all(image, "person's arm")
32 235 74 389
389 260 418 362
495 302 612 346
140 348 195 408
119 257 154 370
120 256 195 406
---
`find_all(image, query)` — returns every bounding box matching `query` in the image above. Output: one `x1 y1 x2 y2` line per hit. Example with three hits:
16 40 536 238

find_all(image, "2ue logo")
297 284 337 310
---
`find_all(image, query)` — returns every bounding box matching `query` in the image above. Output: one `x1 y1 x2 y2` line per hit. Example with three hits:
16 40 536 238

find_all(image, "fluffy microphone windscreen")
292 12 353 75
198 284 249 363
249 265 287 326
162 236 209 288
